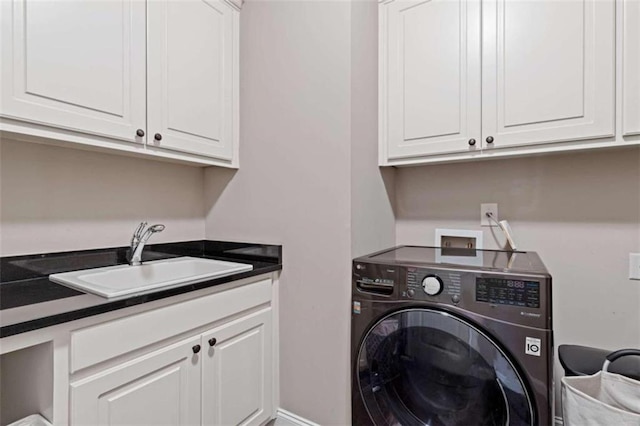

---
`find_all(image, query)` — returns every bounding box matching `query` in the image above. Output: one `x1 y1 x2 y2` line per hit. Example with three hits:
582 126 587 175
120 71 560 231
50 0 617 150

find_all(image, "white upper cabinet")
623 0 640 136
0 0 146 143
381 0 481 160
1 0 240 167
482 0 615 149
147 0 238 162
380 0 624 165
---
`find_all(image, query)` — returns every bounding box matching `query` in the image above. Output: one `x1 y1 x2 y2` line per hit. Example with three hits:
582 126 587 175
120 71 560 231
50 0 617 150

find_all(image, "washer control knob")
452 294 460 304
422 276 443 296
407 289 415 298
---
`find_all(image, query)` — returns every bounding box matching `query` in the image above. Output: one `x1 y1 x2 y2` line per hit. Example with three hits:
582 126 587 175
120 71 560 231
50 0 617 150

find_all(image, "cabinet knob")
468 138 476 146
154 133 163 142
208 338 217 347
192 344 201 354
486 136 494 144
136 129 145 137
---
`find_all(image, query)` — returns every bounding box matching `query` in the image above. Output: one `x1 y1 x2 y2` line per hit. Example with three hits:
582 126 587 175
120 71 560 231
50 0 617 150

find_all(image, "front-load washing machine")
351 246 553 426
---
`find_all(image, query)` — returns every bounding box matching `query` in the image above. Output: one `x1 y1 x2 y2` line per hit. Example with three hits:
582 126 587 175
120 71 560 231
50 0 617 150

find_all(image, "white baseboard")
274 409 320 426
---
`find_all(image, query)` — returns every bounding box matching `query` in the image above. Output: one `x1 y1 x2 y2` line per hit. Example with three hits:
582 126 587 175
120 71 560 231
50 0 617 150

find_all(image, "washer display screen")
476 278 540 308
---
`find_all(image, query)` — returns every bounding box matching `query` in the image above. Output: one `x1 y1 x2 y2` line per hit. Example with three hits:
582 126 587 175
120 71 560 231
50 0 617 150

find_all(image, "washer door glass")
357 309 533 426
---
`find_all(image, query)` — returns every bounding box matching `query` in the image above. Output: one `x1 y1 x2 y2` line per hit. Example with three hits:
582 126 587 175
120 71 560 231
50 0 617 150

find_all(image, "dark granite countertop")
0 241 282 338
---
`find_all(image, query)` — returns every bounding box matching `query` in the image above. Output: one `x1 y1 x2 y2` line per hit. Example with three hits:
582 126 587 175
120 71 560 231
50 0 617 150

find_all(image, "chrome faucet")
130 222 165 266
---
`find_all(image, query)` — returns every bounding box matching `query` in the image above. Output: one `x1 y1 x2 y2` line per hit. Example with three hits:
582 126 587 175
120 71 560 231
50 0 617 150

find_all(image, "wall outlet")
630 253 640 280
481 203 499 227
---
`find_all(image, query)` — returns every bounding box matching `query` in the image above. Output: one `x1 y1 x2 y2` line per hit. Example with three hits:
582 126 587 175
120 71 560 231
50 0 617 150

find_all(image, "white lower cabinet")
68 279 276 426
70 336 202 426
202 309 273 426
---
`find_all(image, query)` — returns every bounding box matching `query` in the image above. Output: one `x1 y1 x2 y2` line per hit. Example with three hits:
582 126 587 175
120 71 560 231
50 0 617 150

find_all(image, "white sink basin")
49 257 253 299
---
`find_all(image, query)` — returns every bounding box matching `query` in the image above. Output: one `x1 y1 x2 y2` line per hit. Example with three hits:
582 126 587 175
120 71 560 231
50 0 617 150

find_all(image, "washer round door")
357 308 534 426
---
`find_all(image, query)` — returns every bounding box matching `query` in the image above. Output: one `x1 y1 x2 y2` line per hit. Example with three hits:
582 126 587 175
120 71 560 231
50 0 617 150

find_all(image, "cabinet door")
623 0 640 136
147 0 238 161
482 0 615 149
0 0 146 143
202 309 273 426
70 337 201 426
380 0 481 160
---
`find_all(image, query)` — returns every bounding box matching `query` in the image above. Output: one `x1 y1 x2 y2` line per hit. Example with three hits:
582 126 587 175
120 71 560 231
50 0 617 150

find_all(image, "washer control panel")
405 268 462 303
421 276 443 295
353 259 550 328
353 252 550 328
476 277 540 308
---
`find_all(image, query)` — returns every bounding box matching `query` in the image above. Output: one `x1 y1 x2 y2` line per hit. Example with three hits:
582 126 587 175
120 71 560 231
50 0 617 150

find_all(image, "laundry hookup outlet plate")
435 229 483 250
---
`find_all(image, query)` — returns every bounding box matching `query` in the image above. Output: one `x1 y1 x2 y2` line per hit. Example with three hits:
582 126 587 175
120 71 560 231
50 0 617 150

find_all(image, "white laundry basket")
562 349 640 426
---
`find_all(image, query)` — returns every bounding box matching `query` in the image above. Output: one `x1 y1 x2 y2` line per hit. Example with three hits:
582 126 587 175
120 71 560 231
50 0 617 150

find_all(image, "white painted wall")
394 148 640 411
0 139 205 256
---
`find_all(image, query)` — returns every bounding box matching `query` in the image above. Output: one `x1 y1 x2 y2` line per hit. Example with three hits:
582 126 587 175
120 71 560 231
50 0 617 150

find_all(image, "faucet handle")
138 224 165 245
133 222 147 239
148 224 165 233
129 223 165 266
131 222 147 249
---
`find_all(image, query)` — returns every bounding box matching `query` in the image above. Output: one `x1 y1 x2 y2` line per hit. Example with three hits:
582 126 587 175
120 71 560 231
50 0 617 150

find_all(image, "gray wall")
204 2 353 423
394 148 640 410
204 0 395 423
351 0 396 259
0 139 205 256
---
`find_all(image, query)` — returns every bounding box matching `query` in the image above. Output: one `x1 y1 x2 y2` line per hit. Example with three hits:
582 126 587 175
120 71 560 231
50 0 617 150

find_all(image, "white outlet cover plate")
629 253 640 280
435 229 484 267
481 203 499 226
